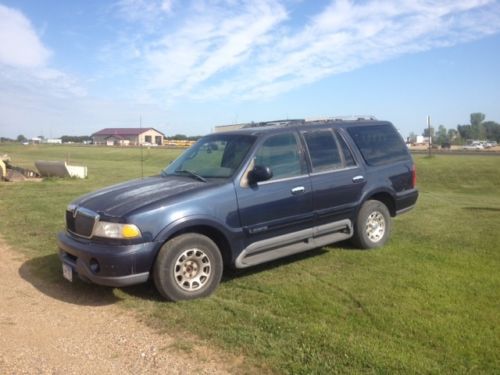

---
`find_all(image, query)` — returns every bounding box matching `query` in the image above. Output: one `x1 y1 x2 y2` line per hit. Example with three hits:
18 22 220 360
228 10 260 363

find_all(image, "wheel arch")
154 218 236 268
363 190 396 217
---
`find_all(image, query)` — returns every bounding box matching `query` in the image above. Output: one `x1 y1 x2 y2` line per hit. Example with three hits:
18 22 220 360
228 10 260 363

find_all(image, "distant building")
412 135 429 145
91 128 165 146
46 138 62 144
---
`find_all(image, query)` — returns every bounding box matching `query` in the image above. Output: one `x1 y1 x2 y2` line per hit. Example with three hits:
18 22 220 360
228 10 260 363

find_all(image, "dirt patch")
0 239 241 374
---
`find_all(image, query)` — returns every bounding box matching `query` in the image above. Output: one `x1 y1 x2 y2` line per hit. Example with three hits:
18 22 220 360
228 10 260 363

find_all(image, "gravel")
0 240 238 374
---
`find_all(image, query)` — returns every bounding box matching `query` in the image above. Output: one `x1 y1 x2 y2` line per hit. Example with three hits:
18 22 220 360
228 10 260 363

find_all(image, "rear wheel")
351 200 391 249
153 233 223 301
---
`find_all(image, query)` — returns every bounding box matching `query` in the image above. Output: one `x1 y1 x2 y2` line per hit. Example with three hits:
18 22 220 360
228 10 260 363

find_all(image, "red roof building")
91 128 165 146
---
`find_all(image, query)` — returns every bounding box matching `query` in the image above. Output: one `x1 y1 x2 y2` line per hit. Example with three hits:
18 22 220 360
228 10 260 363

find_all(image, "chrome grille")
66 207 98 238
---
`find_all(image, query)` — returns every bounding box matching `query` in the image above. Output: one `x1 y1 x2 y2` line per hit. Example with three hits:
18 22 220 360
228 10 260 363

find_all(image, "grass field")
0 144 499 373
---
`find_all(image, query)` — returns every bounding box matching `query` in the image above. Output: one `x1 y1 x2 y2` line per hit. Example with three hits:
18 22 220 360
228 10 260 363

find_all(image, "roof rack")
241 119 305 128
305 115 377 122
213 115 378 132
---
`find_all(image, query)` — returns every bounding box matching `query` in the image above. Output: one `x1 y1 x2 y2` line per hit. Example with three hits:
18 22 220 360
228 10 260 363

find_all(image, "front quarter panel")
129 182 243 248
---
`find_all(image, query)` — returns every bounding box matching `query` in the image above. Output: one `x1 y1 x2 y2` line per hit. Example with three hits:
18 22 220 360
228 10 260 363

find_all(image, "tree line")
2 134 202 144
5 114 499 145
410 112 500 145
165 134 202 141
1 135 92 143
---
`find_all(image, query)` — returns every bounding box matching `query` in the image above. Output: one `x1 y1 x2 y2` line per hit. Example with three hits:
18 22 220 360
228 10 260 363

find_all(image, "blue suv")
58 118 418 300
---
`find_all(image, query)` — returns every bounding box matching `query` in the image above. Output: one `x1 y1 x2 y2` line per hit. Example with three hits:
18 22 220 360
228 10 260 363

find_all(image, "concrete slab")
35 161 87 179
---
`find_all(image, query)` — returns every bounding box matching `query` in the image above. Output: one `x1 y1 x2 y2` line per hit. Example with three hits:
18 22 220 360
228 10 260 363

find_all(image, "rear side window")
346 124 409 166
303 130 342 172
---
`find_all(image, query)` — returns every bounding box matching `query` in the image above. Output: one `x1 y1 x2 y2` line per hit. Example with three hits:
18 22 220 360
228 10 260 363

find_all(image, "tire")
351 200 391 249
153 233 223 301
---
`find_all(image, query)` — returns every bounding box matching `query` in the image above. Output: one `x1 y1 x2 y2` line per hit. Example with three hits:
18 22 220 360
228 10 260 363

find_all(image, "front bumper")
57 232 160 287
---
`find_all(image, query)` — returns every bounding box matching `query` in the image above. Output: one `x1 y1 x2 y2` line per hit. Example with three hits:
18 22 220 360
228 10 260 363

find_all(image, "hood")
73 176 207 217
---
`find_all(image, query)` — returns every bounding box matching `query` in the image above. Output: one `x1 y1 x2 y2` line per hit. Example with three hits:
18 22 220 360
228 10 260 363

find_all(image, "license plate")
62 263 73 282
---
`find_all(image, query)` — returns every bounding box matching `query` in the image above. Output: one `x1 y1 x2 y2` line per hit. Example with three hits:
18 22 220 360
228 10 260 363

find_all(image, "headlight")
93 221 142 239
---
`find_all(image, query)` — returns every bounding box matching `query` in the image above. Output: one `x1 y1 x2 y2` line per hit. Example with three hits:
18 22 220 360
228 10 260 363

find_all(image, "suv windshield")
162 134 256 179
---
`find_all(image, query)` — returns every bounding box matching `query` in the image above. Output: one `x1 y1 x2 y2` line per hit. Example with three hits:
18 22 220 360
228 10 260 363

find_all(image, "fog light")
89 258 100 273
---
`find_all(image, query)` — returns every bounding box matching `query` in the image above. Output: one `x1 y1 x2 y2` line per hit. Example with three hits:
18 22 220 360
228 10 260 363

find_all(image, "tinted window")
303 130 342 172
254 133 303 180
346 124 408 166
336 131 356 167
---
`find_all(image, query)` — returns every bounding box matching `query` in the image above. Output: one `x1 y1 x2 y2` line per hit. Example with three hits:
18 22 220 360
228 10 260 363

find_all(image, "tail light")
411 164 416 188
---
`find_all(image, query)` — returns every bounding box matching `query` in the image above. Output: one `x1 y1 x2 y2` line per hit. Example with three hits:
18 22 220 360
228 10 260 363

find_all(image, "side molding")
235 219 352 268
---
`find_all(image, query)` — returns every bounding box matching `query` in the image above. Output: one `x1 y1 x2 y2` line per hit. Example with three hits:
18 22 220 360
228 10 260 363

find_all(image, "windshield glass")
162 134 256 179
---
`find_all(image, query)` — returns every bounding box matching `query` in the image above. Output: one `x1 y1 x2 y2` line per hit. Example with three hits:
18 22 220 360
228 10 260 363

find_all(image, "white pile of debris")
35 160 87 179
1 154 87 181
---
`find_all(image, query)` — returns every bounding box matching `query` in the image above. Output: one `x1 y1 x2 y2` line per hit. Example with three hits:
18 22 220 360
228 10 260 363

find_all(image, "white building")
91 128 165 146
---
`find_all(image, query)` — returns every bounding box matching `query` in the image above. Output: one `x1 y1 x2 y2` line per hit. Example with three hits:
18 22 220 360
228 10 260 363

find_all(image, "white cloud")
201 0 500 99
160 0 174 13
114 0 175 25
95 0 283 102
134 0 288 101
0 4 85 102
0 4 51 68
116 0 500 102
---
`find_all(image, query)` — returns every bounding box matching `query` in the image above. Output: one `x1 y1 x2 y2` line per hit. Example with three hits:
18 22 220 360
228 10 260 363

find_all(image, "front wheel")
351 200 391 249
153 233 223 301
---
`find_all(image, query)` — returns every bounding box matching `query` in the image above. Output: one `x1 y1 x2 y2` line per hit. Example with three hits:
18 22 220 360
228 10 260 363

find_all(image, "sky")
0 0 500 139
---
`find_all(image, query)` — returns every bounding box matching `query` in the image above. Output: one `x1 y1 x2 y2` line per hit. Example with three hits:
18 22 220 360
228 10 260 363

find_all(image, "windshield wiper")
174 169 207 183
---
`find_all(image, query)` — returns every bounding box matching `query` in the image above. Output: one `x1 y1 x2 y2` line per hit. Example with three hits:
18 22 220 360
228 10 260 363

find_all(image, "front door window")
254 133 304 180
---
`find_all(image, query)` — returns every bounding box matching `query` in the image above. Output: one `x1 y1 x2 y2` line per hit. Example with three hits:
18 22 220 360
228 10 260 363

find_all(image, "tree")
16 134 27 143
483 121 500 142
470 112 486 139
172 134 187 140
422 127 435 143
61 135 92 143
470 113 485 127
456 113 500 142
457 124 472 141
436 125 447 144
447 129 459 144
166 134 202 141
408 132 417 144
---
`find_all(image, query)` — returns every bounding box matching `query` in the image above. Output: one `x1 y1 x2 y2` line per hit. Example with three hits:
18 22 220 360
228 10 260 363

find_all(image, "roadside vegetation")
409 112 500 146
0 144 498 373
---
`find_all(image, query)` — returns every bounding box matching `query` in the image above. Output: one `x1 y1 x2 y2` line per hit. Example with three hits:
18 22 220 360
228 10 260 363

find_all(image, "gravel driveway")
0 239 238 374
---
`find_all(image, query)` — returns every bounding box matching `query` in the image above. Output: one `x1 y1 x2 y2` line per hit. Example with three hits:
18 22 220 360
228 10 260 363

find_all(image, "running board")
235 219 352 268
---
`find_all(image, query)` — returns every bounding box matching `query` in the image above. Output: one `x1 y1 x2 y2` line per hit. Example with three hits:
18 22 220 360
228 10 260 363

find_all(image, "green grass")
1 144 499 373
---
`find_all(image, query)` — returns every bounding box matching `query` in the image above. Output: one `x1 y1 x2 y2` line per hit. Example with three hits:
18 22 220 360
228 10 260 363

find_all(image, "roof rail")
305 115 377 122
213 115 379 132
241 119 305 128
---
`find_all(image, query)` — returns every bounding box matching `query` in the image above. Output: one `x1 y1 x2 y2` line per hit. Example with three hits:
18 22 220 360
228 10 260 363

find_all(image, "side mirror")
248 165 273 185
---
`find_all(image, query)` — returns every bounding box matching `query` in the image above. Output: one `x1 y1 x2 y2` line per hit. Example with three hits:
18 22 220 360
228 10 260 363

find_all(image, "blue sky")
1 0 500 139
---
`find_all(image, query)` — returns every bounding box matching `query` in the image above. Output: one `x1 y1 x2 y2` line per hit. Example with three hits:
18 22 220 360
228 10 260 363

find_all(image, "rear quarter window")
346 124 409 166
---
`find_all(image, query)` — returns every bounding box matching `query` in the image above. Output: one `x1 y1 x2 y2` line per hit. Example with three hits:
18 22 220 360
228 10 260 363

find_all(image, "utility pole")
427 115 432 157
140 115 144 179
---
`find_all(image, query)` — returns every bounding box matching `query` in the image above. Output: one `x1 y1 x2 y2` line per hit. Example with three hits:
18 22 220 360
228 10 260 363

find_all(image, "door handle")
291 186 305 194
352 175 365 183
